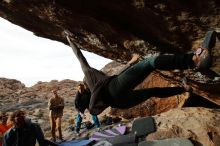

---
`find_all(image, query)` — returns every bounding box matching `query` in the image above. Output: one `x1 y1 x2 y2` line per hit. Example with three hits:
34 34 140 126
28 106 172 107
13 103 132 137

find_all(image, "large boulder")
148 107 220 146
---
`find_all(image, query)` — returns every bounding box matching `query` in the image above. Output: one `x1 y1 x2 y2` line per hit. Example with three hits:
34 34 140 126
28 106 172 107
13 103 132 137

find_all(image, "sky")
0 17 112 87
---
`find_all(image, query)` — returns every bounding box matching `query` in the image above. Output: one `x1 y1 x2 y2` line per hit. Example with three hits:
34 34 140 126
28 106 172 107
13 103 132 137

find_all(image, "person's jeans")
76 113 100 132
92 115 100 128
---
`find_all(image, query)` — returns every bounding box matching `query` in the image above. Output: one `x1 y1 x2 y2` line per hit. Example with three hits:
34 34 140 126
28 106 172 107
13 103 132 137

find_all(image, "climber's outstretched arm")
65 31 90 71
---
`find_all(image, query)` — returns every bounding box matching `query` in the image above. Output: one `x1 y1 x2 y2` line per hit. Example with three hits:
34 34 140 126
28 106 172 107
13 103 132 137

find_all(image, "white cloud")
0 17 112 87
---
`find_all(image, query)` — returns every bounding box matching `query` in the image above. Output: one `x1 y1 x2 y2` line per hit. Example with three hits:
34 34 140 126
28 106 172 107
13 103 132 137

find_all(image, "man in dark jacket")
75 83 100 134
64 30 217 115
2 110 46 146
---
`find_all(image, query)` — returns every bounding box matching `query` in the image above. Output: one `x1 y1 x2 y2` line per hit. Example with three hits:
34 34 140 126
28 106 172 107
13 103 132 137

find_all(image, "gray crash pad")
131 116 156 137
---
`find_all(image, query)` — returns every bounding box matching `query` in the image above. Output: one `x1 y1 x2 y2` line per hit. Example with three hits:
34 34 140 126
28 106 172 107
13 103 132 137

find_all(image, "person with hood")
64 30 218 116
2 110 46 146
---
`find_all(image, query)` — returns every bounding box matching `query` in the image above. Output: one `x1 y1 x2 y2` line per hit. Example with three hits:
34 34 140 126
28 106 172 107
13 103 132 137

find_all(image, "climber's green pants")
107 53 194 108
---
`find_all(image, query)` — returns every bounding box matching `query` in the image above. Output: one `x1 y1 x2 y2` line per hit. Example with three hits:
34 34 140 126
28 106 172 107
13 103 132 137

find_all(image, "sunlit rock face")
0 1 220 116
